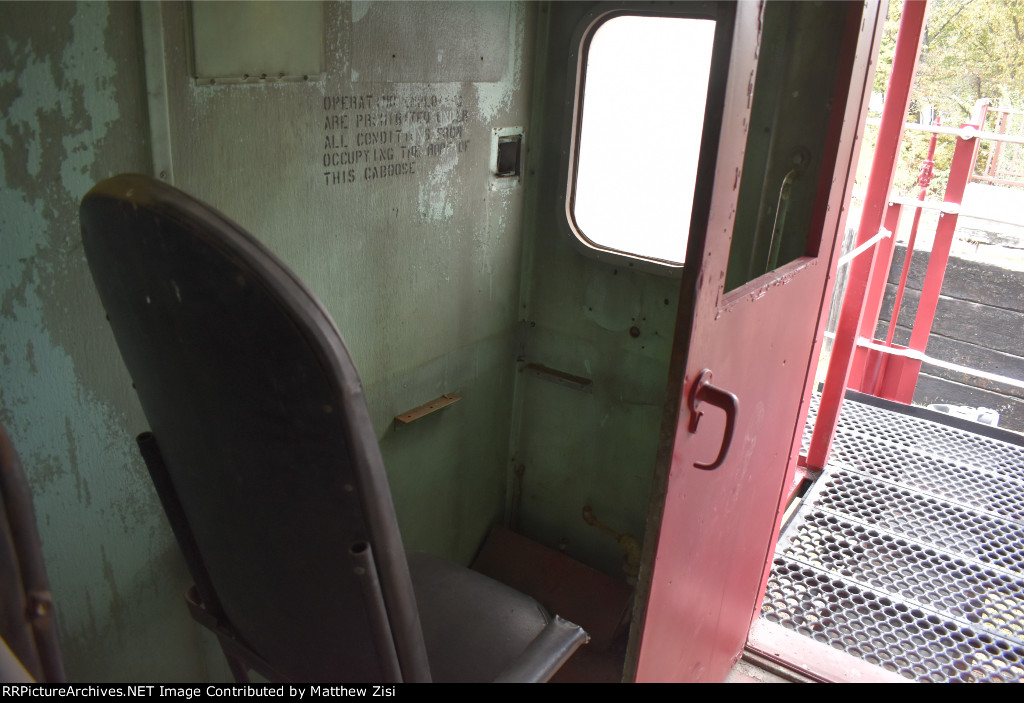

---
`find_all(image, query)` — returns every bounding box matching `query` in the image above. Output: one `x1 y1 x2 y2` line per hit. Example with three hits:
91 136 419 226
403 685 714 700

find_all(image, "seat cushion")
407 551 550 682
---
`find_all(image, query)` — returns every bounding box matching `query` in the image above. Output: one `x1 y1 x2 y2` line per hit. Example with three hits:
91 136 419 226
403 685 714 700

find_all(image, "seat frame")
81 173 586 683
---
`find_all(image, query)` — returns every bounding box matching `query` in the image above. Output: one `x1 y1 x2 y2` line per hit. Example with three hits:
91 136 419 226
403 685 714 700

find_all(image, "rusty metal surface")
394 393 462 424
522 363 593 393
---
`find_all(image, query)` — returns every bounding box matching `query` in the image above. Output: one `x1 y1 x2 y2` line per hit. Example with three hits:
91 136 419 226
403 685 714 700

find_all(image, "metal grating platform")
763 392 1024 682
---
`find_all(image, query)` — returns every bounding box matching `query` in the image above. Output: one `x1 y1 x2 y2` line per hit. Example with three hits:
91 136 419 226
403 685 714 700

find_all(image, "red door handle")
687 369 739 470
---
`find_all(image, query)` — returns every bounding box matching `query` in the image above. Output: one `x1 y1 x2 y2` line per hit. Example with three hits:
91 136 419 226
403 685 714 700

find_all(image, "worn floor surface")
760 391 1024 682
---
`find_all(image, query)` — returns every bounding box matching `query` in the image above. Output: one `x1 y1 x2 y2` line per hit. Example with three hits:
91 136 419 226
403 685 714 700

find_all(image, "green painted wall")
0 0 679 681
153 1 536 565
2 0 543 680
0 2 210 681
510 3 681 578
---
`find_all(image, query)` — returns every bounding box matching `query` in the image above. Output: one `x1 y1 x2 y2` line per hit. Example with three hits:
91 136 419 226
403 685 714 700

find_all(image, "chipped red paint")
634 1 883 682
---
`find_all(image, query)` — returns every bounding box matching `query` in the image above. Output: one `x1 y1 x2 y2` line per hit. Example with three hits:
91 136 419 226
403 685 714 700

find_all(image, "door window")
723 2 850 291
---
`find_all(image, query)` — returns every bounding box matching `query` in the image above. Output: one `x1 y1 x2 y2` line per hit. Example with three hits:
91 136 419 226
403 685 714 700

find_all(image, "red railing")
804 0 1024 471
977 105 1024 188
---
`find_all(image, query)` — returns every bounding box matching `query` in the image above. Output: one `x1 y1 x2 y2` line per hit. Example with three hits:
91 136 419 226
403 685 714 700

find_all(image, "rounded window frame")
562 3 729 275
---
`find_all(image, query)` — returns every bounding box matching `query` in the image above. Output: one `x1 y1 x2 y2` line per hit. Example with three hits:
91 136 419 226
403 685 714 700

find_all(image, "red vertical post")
873 114 985 401
806 0 929 471
885 122 939 347
856 202 904 393
906 132 982 353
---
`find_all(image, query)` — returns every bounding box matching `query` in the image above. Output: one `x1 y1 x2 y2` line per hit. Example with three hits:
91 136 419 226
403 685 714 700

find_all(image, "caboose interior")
1 0 885 682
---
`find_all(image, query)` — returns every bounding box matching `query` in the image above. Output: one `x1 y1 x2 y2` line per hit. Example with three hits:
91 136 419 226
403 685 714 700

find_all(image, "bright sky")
574 16 716 264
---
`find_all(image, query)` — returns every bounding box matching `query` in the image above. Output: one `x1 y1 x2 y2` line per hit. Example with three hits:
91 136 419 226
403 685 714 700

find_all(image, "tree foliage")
875 0 1023 118
866 0 1023 197
915 0 1024 118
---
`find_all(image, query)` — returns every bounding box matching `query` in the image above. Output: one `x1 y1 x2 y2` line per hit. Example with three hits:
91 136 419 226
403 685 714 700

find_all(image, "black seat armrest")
493 616 589 683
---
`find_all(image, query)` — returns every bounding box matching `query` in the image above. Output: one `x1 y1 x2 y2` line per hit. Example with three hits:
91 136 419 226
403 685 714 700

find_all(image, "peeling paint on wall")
413 84 465 224
474 2 525 123
0 1 564 680
1 2 206 681
154 1 538 571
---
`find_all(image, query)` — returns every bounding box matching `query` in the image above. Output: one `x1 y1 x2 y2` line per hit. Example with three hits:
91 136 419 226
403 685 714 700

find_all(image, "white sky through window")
573 16 716 265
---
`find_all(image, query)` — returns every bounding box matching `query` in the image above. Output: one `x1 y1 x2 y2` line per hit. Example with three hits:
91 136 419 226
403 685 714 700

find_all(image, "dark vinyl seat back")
79 174 429 682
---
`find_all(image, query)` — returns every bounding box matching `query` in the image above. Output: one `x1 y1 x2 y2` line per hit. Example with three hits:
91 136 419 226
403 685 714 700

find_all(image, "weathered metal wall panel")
157 0 535 566
1 0 537 681
0 2 210 681
511 3 681 578
350 1 511 83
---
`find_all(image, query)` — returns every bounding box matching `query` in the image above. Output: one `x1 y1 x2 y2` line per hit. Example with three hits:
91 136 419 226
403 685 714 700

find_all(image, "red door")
633 1 884 682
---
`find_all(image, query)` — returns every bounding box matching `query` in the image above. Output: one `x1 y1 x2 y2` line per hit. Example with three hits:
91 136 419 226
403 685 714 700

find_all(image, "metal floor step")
763 392 1024 682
